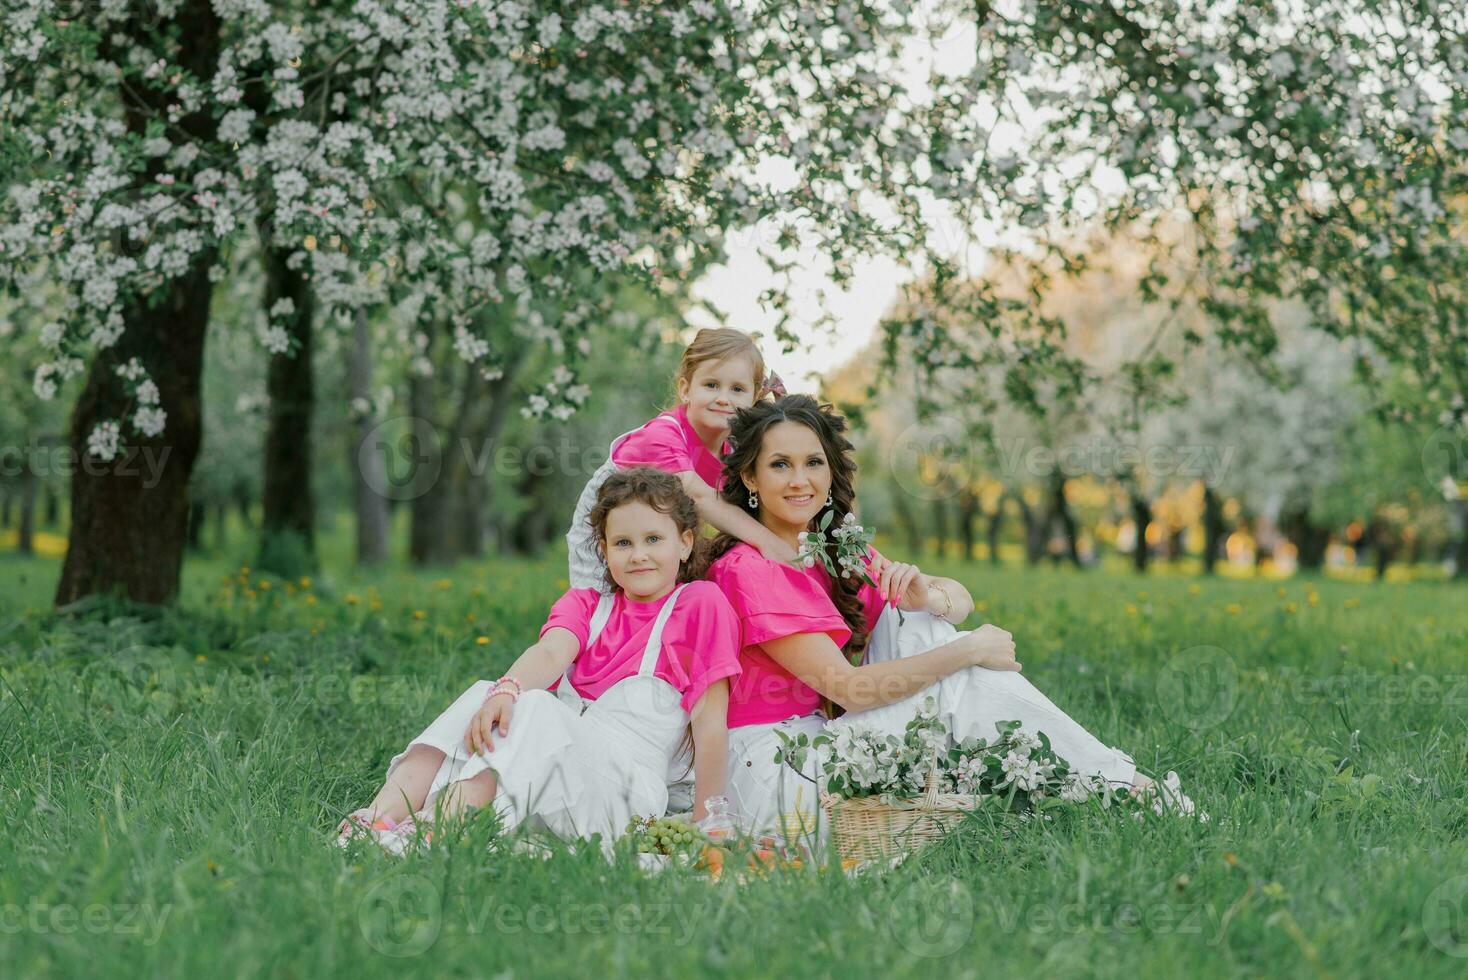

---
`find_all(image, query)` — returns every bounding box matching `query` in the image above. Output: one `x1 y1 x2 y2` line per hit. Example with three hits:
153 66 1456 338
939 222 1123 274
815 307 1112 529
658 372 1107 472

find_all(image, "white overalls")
383 585 692 851
726 606 1140 837
565 416 685 592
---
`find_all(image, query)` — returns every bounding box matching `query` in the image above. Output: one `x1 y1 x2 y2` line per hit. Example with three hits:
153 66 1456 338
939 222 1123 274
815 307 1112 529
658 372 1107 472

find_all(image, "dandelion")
1307 592 1320 607
195 654 207 663
304 595 317 606
345 594 360 605
476 636 490 646
1125 603 1138 616
413 609 427 620
1344 598 1360 609
435 578 453 591
1225 603 1242 615
1188 584 1202 596
299 576 312 589
1285 602 1298 613
258 579 271 591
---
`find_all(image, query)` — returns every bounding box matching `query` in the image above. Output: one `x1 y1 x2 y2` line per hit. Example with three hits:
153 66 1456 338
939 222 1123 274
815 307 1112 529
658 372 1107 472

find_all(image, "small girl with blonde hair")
565 327 797 593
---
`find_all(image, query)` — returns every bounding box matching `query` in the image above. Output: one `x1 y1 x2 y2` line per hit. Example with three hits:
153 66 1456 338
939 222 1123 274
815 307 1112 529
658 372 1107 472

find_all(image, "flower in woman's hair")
758 371 787 398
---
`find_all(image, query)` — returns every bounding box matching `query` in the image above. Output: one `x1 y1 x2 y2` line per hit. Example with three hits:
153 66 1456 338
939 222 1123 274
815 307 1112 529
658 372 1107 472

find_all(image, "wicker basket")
820 753 976 863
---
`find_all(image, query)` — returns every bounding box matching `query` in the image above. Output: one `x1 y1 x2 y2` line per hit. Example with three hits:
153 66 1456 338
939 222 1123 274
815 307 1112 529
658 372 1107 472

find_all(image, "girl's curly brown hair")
695 394 868 662
588 466 703 594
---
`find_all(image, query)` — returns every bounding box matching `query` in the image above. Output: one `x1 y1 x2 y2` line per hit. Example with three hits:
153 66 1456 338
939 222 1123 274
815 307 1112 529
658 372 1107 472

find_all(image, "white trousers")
384 684 670 851
725 608 1139 837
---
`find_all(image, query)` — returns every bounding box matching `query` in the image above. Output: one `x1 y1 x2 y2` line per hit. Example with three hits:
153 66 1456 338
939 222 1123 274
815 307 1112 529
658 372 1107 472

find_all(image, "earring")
824 491 833 507
747 490 759 509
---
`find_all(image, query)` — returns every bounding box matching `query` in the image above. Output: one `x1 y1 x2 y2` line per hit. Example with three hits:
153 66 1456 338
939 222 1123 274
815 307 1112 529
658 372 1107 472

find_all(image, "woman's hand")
961 624 1021 672
869 553 924 606
465 693 515 755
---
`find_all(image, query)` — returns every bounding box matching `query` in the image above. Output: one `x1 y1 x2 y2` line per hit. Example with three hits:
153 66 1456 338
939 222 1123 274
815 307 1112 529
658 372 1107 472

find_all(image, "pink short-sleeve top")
609 403 730 491
538 579 742 713
705 542 888 728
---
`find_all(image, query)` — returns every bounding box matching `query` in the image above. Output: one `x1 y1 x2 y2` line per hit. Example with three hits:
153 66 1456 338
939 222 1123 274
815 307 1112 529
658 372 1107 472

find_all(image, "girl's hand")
961 624 1021 672
760 538 801 567
466 693 515 755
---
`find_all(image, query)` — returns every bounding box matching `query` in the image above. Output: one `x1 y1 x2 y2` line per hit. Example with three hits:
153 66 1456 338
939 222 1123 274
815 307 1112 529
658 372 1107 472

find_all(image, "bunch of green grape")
625 814 705 855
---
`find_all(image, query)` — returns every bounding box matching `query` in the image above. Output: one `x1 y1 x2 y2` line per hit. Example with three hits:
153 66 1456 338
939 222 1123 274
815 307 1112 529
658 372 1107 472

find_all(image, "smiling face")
677 355 759 436
602 500 695 601
740 420 831 531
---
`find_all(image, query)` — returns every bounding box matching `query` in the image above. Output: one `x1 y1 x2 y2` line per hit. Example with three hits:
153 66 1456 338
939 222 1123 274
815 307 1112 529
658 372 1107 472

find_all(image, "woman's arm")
687 679 730 824
677 471 799 565
761 626 1018 713
869 552 976 624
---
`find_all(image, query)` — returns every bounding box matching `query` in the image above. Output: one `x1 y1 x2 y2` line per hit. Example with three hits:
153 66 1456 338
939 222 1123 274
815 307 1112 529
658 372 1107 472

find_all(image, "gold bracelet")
927 582 955 621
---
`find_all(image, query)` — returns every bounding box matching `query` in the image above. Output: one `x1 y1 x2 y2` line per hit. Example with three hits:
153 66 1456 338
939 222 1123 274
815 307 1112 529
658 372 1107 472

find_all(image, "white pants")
726 608 1139 837
385 684 669 851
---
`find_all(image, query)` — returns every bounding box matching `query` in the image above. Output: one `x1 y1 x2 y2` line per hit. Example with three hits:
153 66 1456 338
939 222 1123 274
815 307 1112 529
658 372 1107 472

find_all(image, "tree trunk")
931 497 949 560
349 307 390 565
257 243 316 574
53 0 221 607
1452 500 1468 581
408 369 454 565
1202 484 1224 576
43 483 59 528
16 466 36 556
1048 474 1081 568
986 503 1003 567
1016 494 1044 565
1279 503 1329 571
187 500 206 551
890 489 923 556
1129 489 1151 573
55 251 216 605
956 490 977 563
1 491 11 529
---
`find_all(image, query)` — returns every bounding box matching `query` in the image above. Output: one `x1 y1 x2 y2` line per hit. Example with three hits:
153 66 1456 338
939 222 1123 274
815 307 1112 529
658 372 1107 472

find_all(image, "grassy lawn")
1 524 1465 978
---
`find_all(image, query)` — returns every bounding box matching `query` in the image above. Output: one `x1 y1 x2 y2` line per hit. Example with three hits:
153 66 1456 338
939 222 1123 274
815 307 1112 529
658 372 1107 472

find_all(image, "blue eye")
647 535 661 543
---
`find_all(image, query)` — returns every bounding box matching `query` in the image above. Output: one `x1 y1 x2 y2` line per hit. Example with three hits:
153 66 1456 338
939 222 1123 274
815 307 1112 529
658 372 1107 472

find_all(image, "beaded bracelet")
489 676 523 701
927 581 955 621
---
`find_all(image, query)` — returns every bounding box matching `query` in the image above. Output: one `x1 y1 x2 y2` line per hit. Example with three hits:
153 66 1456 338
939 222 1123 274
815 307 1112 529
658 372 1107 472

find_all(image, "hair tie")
758 371 787 399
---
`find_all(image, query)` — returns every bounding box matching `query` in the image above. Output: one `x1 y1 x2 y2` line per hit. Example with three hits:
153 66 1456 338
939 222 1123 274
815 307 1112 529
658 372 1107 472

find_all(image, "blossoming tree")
3 0 1462 604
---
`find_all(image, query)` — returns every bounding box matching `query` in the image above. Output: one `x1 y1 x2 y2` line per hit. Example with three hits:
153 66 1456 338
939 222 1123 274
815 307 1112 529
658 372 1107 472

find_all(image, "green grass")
1 524 1465 978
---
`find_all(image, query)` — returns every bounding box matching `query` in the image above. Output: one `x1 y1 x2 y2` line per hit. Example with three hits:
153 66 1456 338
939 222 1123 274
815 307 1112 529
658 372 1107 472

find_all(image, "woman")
699 394 1201 835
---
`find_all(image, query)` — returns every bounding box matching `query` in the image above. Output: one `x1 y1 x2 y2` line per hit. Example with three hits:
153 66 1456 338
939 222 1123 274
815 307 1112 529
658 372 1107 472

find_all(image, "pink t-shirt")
706 542 888 728
609 403 730 491
538 580 742 713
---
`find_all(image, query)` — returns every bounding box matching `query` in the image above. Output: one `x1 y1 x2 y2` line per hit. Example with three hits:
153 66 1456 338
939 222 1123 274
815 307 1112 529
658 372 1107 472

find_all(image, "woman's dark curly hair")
588 466 702 594
697 394 869 661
